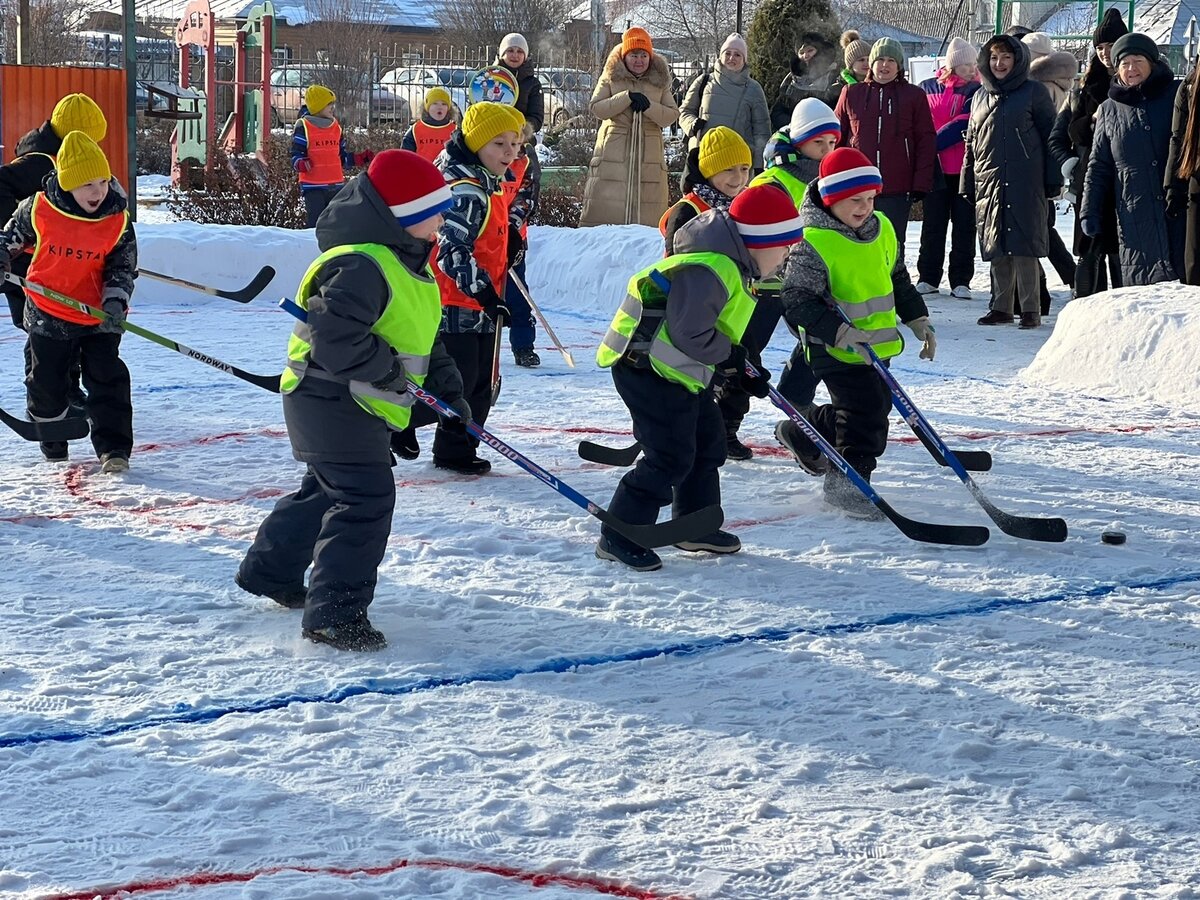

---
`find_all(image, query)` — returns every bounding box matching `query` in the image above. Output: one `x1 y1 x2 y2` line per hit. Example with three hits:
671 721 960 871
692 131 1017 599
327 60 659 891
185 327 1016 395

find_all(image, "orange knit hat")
622 27 653 56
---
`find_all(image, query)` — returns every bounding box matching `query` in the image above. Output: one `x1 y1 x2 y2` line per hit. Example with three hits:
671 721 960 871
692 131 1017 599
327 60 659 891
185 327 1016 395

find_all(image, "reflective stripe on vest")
298 118 344 186
596 251 756 393
412 119 455 163
27 193 128 326
804 212 903 365
750 167 806 210
281 242 443 431
435 176 510 310
502 155 529 239
657 193 711 243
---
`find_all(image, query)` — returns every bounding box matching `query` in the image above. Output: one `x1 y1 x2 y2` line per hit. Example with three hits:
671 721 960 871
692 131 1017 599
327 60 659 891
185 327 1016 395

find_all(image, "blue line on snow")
3 571 1198 750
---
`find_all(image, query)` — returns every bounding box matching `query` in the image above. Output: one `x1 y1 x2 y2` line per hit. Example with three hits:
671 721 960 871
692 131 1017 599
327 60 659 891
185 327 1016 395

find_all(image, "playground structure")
171 0 275 185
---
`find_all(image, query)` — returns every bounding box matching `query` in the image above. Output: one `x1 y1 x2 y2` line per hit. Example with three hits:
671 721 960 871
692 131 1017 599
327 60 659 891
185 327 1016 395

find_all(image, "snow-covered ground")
2 215 1200 899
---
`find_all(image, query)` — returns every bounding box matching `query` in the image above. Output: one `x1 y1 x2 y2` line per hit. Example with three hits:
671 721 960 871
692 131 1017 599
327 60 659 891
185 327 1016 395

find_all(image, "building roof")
834 0 969 45
85 0 441 28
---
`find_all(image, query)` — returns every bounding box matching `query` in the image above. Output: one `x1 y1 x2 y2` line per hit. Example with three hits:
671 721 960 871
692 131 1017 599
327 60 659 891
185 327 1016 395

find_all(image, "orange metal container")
0 65 129 188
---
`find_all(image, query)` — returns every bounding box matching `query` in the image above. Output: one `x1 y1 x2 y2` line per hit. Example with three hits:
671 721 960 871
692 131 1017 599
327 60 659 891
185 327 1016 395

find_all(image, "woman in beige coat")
580 28 680 226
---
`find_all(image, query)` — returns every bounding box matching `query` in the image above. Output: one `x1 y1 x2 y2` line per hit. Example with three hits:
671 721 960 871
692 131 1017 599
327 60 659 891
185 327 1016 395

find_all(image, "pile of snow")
1022 284 1200 411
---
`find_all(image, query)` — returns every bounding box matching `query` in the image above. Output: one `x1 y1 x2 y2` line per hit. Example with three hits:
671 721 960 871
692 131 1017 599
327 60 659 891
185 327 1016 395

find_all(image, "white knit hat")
721 33 748 57
1022 32 1054 58
788 97 841 146
499 33 529 55
944 37 977 70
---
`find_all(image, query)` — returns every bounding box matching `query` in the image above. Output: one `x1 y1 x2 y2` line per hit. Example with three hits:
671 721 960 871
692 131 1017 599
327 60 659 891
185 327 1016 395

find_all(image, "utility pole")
16 0 30 63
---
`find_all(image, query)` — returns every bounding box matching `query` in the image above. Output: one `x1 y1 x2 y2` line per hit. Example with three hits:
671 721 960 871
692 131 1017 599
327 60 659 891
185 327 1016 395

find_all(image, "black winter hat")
1112 32 1160 64
1093 7 1130 45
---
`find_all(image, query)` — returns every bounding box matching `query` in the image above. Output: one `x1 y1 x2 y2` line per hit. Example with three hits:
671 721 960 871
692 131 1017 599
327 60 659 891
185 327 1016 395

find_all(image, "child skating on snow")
401 87 456 163
0 130 136 471
595 185 804 571
237 149 466 652
779 148 937 518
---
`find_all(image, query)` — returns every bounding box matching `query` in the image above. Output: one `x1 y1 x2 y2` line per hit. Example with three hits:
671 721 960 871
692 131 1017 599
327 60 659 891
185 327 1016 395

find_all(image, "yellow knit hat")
56 131 111 192
425 86 451 109
462 101 525 153
50 93 107 142
304 85 336 115
698 126 752 179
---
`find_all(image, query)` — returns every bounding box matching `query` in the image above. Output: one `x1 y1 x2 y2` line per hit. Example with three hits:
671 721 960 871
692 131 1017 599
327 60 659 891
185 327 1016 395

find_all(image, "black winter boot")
514 348 541 368
595 531 662 571
390 427 420 460
823 468 884 521
977 310 1015 326
235 570 308 609
1018 311 1042 329
725 431 753 461
40 441 68 462
674 530 741 553
303 617 387 652
434 455 492 476
774 419 828 475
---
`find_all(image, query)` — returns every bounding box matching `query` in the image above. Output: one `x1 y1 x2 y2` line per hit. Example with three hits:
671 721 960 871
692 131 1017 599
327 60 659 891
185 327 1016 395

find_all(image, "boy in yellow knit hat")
0 131 136 471
660 125 751 254
398 101 526 475
291 84 374 227
401 86 456 163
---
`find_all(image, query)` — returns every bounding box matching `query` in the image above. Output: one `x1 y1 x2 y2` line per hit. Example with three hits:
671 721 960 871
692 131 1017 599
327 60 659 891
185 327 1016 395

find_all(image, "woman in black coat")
495 33 545 136
1165 57 1200 285
1081 33 1184 287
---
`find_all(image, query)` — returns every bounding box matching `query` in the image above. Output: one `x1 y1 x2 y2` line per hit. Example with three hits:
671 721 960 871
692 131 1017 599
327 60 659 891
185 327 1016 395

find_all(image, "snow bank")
1022 283 1200 411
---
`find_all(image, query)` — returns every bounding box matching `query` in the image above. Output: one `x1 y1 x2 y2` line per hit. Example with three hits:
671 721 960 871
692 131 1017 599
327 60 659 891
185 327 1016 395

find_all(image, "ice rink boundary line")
4 571 1199 751
40 856 690 900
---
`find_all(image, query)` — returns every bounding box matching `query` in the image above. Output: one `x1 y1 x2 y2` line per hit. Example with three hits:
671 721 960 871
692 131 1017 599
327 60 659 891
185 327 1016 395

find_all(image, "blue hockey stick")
279 297 722 548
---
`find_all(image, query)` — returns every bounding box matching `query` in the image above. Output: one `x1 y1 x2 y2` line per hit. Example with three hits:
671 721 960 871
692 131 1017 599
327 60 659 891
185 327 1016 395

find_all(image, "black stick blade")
0 407 89 442
967 484 1068 542
911 426 992 472
578 440 642 467
594 504 724 549
217 266 276 303
878 497 991 546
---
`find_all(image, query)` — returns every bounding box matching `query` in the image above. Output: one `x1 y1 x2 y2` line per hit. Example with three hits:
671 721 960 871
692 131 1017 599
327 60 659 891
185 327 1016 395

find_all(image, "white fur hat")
1022 32 1054 58
499 33 529 55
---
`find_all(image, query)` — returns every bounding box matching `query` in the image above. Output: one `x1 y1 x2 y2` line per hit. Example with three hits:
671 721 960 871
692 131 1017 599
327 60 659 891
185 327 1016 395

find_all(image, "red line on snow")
41 856 692 900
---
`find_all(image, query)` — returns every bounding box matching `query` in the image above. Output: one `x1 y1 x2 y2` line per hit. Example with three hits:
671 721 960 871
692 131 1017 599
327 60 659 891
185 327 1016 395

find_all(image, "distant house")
834 1 971 58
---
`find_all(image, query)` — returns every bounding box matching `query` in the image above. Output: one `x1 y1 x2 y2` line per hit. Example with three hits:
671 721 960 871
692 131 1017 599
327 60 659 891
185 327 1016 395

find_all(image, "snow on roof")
85 0 441 28
1037 0 1200 44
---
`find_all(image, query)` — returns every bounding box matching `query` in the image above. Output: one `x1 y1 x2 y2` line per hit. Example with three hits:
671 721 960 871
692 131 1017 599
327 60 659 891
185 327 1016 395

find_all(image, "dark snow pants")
874 194 913 259
239 460 396 630
917 177 976 289
606 363 725 539
303 186 340 228
432 331 496 463
806 363 892 477
717 288 781 437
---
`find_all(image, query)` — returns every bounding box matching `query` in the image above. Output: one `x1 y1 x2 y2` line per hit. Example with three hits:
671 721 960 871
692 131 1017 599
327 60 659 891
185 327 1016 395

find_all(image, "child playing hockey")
0 130 135 471
595 184 804 571
292 84 374 227
401 87 456 163
660 125 752 254
237 149 464 652
779 148 937 518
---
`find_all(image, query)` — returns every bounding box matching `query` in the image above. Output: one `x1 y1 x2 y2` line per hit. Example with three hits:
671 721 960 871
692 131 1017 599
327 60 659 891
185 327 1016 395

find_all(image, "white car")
379 66 471 119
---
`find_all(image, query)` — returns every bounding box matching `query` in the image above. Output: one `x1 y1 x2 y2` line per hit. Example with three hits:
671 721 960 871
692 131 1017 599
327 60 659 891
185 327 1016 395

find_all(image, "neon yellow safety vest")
596 251 757 393
750 166 806 210
281 243 443 430
804 212 904 365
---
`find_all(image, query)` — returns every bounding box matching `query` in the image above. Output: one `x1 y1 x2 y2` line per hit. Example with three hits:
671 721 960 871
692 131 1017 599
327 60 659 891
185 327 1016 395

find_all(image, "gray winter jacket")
282 173 463 464
962 36 1059 260
1081 62 1184 286
679 63 771 167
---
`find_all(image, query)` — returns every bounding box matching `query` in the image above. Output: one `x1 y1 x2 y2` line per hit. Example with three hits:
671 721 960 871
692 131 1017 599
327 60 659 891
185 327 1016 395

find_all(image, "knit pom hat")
841 31 872 69
50 93 107 142
425 86 451 109
1022 32 1054 59
304 85 336 115
1094 7 1129 45
720 32 748 58
817 147 882 205
56 131 111 192
499 33 529 55
461 101 525 153
1112 32 1160 64
698 126 752 179
944 37 977 70
788 97 840 146
869 37 905 68
729 184 804 248
621 27 653 57
367 149 453 226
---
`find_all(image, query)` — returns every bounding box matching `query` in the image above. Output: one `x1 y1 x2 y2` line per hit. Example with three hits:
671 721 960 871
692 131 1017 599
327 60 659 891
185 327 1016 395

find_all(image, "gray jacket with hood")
283 172 463 464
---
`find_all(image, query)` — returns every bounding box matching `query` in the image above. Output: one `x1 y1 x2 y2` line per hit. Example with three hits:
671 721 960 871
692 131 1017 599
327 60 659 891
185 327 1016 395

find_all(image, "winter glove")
905 316 937 361
441 397 473 434
740 360 771 399
689 117 708 138
353 149 375 167
908 191 926 203
1061 156 1078 182
370 355 408 393
1081 218 1099 238
627 91 651 113
833 323 873 350
506 223 526 269
474 283 510 325
98 298 127 334
717 343 747 379
294 157 313 174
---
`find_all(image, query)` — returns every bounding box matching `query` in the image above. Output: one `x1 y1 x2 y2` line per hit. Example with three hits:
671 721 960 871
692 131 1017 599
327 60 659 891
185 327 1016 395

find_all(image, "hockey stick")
138 265 276 304
509 271 575 367
0 405 89 442
5 274 281 393
757 362 989 546
490 320 503 405
279 297 721 548
579 439 641 466
843 331 1067 542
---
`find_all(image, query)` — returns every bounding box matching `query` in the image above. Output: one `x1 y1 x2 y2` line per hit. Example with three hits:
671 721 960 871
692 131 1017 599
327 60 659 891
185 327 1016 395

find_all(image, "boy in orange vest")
660 126 752 255
0 131 136 471
292 85 373 227
401 87 456 163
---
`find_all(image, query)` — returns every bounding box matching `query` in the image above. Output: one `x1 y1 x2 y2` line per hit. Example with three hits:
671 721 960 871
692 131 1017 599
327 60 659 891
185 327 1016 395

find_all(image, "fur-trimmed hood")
1030 50 1078 91
601 44 670 90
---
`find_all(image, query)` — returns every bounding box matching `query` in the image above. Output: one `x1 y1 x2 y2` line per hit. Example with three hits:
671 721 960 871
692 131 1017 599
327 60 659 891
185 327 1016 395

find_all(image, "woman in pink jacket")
916 38 980 298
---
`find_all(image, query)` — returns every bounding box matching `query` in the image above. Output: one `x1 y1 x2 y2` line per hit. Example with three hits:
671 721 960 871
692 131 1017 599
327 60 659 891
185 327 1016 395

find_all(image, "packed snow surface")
2 216 1199 899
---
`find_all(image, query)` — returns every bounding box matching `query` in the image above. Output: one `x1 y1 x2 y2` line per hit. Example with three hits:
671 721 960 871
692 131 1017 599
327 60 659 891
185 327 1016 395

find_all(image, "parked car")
270 64 409 127
378 66 472 118
537 67 594 129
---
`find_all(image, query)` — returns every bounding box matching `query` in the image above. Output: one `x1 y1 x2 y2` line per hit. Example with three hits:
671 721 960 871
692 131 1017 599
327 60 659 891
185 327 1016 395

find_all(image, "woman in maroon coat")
834 37 937 255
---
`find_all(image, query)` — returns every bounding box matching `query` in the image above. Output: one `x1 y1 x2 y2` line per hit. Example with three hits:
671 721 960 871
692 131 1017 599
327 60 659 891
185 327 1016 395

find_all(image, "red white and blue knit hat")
788 97 841 147
729 184 805 248
817 147 883 205
367 149 453 226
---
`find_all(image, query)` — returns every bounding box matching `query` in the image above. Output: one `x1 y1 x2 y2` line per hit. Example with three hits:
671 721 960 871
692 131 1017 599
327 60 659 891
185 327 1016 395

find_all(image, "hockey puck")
1101 531 1127 545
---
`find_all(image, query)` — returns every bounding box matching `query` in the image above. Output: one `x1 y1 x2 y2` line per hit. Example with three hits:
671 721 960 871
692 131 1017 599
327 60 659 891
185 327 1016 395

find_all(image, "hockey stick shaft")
138 265 276 303
509 271 575 368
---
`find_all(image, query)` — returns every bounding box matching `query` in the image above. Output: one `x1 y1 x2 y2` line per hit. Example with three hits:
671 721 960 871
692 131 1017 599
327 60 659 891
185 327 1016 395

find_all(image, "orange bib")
298 118 344 186
503 155 530 240
658 192 711 246
413 119 455 163
436 177 510 310
27 194 127 325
